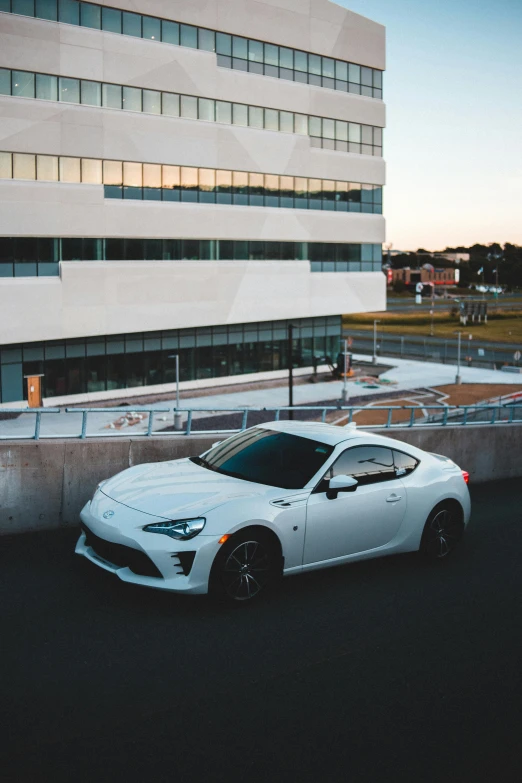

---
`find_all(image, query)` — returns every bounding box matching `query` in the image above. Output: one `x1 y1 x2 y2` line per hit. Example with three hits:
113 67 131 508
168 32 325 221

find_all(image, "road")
1 479 522 782
386 296 522 313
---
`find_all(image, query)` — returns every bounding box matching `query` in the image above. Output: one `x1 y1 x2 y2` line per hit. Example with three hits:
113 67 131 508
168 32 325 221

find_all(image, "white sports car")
76 421 471 602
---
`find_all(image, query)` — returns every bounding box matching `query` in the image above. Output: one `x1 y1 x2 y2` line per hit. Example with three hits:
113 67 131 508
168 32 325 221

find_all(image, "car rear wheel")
209 530 281 603
420 502 464 560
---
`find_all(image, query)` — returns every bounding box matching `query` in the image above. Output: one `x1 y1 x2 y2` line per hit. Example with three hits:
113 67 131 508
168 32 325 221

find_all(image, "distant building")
387 265 457 288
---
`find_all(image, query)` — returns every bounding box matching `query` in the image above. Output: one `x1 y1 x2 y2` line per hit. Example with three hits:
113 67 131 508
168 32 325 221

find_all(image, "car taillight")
462 471 469 484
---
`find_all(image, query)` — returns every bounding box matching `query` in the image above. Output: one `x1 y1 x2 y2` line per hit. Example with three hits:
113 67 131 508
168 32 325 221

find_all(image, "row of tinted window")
217 53 382 100
104 184 382 213
1 0 383 99
0 68 383 157
0 237 382 265
0 152 383 213
2 315 341 364
0 316 341 401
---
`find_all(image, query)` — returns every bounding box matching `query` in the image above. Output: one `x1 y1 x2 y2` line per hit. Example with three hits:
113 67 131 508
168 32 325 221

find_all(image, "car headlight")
94 479 108 496
143 518 206 540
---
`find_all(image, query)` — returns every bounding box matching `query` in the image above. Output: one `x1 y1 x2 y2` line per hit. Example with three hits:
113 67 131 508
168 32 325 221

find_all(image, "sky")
338 0 522 250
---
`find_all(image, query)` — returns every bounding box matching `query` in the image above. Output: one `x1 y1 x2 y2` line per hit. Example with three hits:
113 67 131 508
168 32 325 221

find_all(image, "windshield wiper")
190 456 215 470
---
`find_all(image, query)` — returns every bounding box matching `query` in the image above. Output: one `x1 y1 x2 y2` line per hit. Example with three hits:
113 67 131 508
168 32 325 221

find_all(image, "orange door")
27 376 42 408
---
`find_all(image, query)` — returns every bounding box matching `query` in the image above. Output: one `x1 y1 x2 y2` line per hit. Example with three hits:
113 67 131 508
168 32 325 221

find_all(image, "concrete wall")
1 425 520 536
0 435 216 536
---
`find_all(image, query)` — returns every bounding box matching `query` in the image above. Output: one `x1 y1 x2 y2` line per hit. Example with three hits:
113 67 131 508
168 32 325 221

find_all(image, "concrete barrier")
1 425 521 535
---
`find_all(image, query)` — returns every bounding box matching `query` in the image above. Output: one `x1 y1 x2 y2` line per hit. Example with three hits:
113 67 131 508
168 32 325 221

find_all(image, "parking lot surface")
1 479 521 782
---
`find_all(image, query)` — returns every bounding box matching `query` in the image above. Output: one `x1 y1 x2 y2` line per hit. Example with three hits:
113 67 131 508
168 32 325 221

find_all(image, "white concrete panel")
0 180 385 243
0 98 385 184
0 14 60 73
0 262 386 345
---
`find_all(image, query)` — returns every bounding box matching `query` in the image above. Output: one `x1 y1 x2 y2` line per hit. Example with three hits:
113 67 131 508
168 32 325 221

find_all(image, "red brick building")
387 264 457 288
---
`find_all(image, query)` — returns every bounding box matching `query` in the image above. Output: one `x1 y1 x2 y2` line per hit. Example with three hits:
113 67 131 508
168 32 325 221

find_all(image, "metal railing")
0 403 521 440
345 331 520 370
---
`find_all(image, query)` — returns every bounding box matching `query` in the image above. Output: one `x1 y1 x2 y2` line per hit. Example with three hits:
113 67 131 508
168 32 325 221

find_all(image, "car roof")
257 420 375 447
257 420 425 457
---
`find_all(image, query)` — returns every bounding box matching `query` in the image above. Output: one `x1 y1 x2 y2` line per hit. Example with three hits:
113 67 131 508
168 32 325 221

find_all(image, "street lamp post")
454 332 462 385
168 354 182 430
340 338 349 404
288 323 294 420
430 283 435 336
372 319 381 364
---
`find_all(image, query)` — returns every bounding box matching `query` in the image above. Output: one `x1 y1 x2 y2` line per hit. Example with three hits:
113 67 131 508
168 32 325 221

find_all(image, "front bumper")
76 498 222 594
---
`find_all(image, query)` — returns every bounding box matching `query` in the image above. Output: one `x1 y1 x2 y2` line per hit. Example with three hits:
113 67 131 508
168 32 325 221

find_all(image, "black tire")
420 502 464 561
209 529 282 603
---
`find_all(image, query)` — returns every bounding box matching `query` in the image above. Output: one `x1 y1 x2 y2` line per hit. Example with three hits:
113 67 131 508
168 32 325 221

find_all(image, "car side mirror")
326 474 358 500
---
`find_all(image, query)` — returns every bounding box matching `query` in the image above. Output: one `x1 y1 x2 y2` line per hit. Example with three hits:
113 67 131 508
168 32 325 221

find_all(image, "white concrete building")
0 0 385 404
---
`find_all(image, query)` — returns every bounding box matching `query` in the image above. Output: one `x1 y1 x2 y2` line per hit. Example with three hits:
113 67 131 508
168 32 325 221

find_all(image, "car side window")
393 449 419 477
316 445 396 491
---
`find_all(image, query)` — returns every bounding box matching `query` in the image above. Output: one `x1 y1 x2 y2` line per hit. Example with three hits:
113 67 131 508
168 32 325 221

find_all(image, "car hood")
100 458 279 520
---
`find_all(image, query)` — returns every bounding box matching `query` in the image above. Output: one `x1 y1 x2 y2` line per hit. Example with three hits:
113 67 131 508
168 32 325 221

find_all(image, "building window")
2 2 383 100
0 316 343 402
0 149 384 215
0 67 384 157
0 237 382 278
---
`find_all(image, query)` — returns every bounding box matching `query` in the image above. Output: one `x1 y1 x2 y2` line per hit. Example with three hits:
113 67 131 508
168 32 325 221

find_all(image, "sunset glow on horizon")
340 0 522 251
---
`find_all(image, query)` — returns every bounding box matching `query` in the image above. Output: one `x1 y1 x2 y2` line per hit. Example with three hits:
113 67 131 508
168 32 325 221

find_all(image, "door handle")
386 494 402 503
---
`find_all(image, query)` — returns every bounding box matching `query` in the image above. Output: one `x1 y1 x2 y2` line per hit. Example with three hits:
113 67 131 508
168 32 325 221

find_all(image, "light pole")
430 283 435 336
454 332 462 385
288 323 294 420
340 338 349 404
168 354 182 430
372 319 381 364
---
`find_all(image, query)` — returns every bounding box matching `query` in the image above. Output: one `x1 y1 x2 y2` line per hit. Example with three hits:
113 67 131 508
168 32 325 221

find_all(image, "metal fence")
345 330 520 370
0 403 521 440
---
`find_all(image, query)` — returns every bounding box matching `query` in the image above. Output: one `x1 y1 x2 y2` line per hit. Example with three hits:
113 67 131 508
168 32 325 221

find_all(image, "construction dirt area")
328 383 522 427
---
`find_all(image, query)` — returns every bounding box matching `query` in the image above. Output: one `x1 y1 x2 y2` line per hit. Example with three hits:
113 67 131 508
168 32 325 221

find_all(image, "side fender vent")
171 551 196 576
270 493 309 509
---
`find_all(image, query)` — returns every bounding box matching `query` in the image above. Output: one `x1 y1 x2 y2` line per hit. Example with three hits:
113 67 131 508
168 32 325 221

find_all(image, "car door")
303 445 407 565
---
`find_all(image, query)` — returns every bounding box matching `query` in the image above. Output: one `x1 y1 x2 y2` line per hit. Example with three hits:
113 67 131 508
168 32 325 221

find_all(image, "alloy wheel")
424 508 463 559
222 540 271 601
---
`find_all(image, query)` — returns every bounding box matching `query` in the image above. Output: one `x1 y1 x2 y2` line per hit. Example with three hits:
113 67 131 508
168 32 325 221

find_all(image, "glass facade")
0 68 383 156
0 151 384 212
0 236 383 277
0 316 342 402
2 1 383 100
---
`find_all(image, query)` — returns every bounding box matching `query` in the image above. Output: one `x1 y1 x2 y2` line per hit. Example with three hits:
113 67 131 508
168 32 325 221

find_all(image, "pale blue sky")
338 0 522 250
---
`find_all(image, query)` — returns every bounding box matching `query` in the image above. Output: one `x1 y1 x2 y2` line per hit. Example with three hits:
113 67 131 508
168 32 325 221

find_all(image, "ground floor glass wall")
0 316 341 403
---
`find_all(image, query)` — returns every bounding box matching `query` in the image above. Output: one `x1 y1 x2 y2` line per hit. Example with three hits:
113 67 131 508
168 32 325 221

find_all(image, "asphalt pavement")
386 296 522 312
1 479 521 782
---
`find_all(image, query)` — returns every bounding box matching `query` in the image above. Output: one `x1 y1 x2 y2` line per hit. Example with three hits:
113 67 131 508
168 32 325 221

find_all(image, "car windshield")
190 428 334 489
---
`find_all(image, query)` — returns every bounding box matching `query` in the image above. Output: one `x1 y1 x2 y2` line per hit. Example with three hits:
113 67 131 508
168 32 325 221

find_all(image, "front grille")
81 523 163 579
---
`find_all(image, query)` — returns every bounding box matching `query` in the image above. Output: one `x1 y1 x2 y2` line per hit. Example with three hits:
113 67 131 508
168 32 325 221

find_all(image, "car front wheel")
210 530 281 602
420 502 464 560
